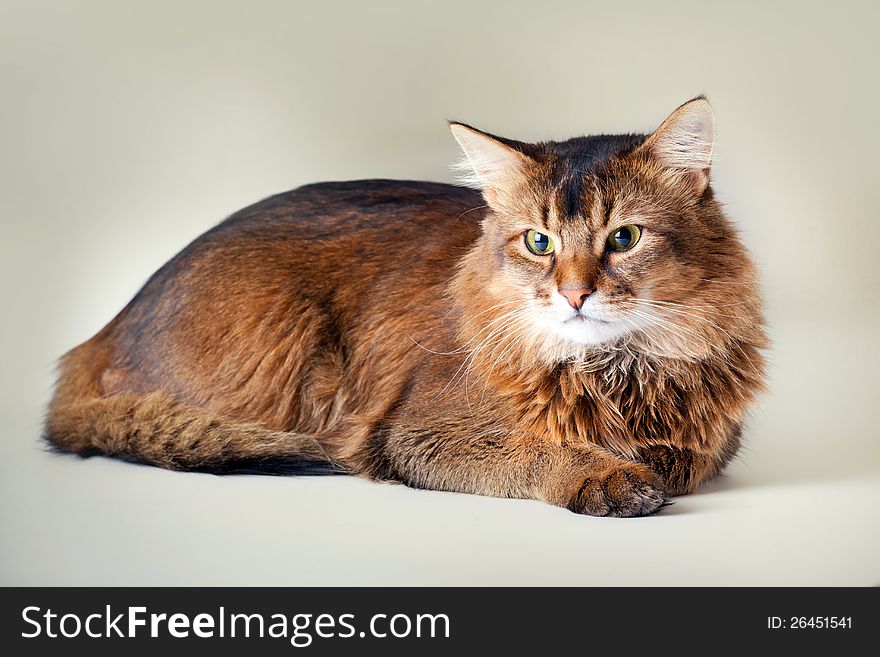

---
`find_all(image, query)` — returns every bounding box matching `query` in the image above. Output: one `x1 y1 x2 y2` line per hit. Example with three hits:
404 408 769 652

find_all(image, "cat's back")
211 179 483 240
85 179 484 404
175 178 486 296
127 178 485 303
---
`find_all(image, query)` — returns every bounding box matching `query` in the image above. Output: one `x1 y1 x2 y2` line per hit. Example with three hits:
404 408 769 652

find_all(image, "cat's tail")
44 390 345 475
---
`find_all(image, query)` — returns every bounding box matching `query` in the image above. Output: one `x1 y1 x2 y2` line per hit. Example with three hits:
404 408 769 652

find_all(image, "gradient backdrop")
1 0 878 584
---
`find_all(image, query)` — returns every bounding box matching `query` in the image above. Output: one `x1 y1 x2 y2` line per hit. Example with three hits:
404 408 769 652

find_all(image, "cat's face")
452 99 754 362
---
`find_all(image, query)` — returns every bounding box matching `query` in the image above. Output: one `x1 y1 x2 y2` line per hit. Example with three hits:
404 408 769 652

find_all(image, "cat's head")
450 97 760 364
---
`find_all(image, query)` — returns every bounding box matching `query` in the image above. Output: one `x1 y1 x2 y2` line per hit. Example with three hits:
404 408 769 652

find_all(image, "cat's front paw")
567 463 668 517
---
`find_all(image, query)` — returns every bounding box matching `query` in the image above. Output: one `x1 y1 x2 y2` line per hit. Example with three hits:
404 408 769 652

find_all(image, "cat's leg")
542 444 670 517
635 441 737 495
357 423 668 517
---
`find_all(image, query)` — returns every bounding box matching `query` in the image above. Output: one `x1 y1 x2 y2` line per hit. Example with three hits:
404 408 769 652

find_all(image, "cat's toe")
568 464 668 518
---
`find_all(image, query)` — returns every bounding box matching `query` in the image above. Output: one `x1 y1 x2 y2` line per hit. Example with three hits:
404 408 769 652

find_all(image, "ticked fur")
46 98 766 517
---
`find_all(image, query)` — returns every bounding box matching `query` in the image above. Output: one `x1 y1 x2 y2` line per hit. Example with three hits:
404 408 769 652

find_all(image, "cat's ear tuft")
449 122 531 202
640 97 715 193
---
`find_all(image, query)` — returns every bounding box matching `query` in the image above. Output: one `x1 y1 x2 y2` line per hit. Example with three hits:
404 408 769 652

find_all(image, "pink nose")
559 287 593 310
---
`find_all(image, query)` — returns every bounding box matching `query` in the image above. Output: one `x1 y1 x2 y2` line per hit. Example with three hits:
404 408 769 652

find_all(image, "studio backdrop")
1 0 878 585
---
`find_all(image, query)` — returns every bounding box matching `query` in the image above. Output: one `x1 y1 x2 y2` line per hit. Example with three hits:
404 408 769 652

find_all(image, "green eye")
525 229 555 256
607 225 642 252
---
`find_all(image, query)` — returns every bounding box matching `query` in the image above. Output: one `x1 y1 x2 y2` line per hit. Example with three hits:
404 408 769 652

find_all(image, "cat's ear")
639 97 715 194
449 122 532 204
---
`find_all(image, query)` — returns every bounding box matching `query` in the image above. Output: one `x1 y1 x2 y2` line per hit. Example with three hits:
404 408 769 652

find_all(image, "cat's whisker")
629 308 712 345
431 314 517 400
626 306 759 381
641 304 762 378
407 336 458 356
416 299 524 356
628 300 739 327
621 315 666 357
476 316 537 402
442 315 520 384
453 305 527 352
627 300 761 376
628 296 750 313
626 307 715 358
461 311 533 404
438 309 528 401
453 204 489 222
632 304 745 348
699 278 741 286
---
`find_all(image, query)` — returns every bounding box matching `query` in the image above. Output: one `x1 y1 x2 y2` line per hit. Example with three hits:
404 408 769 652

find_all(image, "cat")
45 97 766 517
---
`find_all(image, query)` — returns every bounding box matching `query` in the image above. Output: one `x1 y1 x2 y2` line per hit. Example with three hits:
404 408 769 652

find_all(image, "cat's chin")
544 315 632 348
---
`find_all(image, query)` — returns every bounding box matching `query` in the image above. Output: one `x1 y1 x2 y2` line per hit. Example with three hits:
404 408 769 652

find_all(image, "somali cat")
46 97 766 517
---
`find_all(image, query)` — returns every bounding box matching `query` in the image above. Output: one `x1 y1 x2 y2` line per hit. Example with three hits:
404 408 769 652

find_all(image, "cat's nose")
559 286 593 311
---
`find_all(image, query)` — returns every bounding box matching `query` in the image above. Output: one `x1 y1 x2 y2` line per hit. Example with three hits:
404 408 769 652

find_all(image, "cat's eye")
607 225 642 252
525 229 555 256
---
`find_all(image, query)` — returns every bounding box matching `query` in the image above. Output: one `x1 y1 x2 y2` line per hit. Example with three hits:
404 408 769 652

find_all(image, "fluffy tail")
45 391 344 475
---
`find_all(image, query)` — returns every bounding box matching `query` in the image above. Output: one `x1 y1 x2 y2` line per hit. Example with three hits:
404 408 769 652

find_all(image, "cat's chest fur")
489 350 747 459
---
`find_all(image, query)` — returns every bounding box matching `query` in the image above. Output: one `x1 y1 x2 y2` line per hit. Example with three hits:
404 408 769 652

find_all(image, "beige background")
1 0 878 585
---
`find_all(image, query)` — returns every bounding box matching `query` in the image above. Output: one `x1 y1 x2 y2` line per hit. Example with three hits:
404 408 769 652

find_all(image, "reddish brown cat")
46 97 766 517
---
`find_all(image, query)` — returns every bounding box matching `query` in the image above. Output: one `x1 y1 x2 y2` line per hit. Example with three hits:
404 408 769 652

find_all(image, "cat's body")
46 99 766 516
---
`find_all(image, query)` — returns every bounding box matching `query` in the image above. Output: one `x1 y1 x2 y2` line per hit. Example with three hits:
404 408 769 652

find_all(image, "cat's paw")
567 463 668 517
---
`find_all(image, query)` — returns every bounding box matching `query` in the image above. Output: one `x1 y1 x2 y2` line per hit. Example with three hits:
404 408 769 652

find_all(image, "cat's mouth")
534 293 632 347
566 313 611 325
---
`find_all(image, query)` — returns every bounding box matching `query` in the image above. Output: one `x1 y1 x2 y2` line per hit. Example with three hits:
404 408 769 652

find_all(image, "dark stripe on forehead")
545 132 648 222
540 200 550 230
563 174 585 219
602 194 615 228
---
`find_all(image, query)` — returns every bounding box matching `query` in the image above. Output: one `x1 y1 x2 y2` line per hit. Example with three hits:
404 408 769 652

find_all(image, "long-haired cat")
46 97 766 517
